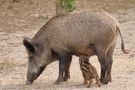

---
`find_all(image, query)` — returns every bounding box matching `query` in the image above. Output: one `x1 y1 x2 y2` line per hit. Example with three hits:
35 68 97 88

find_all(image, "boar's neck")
33 14 64 41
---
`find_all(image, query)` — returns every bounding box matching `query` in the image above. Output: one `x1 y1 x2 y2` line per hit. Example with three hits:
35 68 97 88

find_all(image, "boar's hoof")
100 78 109 84
63 75 70 81
54 79 61 85
26 81 33 85
100 78 105 84
103 79 110 84
100 78 103 83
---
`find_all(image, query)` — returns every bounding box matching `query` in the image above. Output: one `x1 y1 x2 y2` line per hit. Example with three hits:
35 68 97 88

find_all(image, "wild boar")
23 10 128 85
79 55 101 88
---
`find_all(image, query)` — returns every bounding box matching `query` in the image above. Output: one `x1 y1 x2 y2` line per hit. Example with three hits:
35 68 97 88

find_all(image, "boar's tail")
117 26 130 54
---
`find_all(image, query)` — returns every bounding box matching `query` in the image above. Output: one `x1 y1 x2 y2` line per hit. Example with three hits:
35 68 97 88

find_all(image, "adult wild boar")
23 10 128 85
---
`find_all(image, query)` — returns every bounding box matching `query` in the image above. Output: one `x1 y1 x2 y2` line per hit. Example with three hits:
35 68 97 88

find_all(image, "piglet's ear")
23 37 35 53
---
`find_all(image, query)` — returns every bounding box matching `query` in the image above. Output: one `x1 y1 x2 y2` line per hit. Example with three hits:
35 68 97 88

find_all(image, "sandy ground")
0 0 135 90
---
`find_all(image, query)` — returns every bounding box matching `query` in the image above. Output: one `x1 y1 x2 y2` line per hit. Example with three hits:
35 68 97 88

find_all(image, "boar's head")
23 37 54 85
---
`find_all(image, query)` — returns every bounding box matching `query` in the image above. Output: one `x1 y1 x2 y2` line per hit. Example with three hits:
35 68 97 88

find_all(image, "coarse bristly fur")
23 10 129 85
79 55 101 88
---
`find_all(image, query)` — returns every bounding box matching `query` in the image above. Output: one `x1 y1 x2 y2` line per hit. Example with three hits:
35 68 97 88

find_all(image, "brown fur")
23 10 128 85
79 55 101 87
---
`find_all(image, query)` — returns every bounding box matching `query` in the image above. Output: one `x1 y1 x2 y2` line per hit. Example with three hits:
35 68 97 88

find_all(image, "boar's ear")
23 37 35 53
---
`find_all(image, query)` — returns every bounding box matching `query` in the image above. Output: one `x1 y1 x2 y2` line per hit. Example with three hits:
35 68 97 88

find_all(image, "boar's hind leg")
54 53 72 84
105 44 115 84
96 46 108 84
63 57 72 81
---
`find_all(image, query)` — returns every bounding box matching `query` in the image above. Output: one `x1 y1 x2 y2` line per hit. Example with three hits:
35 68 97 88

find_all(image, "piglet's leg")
87 79 93 88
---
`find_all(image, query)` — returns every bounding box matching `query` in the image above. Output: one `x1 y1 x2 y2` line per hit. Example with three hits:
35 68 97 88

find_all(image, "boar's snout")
26 65 46 85
26 81 32 85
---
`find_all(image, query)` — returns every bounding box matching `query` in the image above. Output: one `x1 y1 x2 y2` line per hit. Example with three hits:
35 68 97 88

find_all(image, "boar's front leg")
54 53 72 84
63 57 72 81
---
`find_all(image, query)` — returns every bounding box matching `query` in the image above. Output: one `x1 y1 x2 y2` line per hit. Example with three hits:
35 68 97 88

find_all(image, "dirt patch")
0 0 135 90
